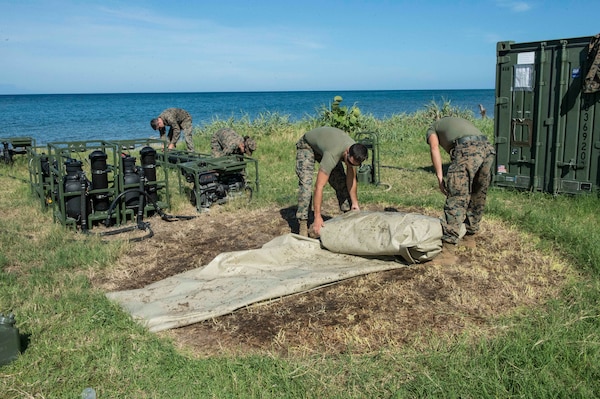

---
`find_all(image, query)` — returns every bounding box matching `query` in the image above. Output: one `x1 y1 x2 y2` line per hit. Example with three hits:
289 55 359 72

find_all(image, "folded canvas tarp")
320 211 443 263
106 212 443 332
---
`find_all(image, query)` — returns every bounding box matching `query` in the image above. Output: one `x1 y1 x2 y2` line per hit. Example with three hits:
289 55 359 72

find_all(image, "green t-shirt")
304 127 355 174
426 117 483 153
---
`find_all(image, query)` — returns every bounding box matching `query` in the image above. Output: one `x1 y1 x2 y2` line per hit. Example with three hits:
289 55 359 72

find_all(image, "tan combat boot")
459 234 477 249
298 220 308 237
432 242 459 265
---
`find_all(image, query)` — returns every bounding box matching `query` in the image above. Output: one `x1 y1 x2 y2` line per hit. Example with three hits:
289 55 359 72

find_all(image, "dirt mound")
92 202 573 358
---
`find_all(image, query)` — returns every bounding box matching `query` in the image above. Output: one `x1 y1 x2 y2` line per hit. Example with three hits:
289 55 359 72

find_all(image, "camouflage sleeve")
211 129 243 156
159 109 180 144
221 139 241 155
167 127 175 141
169 124 180 138
211 134 226 157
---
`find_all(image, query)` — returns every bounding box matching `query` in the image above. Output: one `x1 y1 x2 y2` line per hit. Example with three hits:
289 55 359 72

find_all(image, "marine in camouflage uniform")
211 128 256 157
583 33 600 94
426 117 495 244
150 108 194 151
295 126 368 236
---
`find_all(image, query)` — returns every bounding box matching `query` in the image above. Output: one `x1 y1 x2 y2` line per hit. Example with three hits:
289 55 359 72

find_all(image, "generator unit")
158 150 259 212
38 139 170 230
0 136 34 165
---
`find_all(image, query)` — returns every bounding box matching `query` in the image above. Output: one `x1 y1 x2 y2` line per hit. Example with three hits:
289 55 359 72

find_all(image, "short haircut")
243 136 257 154
349 143 368 164
150 118 159 130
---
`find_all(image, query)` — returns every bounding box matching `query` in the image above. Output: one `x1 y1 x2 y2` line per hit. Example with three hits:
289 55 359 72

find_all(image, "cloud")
484 32 505 44
2 3 333 93
495 0 532 12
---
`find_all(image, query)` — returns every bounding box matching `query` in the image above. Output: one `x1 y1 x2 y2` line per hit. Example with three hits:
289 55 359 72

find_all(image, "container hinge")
497 41 514 53
556 160 585 170
512 158 535 165
497 55 511 65
496 97 509 105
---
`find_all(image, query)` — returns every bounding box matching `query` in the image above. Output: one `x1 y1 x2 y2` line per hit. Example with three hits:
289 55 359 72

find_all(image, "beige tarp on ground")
106 212 443 332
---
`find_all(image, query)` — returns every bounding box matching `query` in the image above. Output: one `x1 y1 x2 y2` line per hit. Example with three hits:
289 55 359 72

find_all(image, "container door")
494 40 550 192
548 37 600 194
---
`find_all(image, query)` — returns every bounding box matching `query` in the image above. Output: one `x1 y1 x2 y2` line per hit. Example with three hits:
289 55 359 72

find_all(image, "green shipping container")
493 34 600 194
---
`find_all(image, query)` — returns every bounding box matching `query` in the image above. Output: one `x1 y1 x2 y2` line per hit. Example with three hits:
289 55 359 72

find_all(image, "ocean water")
0 90 494 145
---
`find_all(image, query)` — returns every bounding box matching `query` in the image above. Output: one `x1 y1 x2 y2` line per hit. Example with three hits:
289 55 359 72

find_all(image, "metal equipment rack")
158 150 259 212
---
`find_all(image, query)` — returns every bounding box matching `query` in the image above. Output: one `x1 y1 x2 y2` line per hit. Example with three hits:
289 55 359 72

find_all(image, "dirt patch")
91 200 575 358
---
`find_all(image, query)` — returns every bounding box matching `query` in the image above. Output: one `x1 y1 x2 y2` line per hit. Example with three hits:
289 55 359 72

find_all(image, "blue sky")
1 0 597 94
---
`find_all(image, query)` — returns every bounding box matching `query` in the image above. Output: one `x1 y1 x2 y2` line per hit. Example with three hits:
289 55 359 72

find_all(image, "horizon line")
0 88 496 96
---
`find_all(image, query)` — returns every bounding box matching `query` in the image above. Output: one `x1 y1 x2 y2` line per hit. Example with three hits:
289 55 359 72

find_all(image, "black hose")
97 223 154 243
92 188 194 243
103 188 195 228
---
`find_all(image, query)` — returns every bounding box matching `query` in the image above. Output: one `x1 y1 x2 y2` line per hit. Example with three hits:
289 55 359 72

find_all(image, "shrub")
317 95 364 134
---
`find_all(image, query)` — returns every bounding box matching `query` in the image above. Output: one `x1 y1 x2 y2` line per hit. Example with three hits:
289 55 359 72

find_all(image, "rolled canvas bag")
319 211 443 264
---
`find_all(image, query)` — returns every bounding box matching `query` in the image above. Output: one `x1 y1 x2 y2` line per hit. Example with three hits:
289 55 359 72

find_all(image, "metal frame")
106 139 171 223
157 150 259 212
354 131 381 186
46 140 122 229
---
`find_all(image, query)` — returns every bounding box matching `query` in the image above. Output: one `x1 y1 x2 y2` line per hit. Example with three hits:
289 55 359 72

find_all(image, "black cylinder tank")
122 155 140 208
140 146 158 203
89 150 109 211
63 159 87 220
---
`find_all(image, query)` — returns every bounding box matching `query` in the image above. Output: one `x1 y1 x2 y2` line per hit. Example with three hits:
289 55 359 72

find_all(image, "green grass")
1 106 600 398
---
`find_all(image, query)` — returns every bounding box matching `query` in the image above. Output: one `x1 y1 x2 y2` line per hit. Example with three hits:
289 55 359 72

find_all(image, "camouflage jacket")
158 108 192 136
211 128 244 157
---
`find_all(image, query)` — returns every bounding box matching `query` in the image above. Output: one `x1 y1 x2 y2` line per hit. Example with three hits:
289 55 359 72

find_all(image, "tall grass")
1 103 599 397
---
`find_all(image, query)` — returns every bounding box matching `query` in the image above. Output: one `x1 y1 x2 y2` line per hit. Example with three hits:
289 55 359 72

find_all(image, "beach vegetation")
316 95 364 134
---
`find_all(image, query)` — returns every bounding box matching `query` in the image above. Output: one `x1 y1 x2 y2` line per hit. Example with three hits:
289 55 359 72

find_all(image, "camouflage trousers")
443 140 495 244
295 136 350 221
181 116 195 152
